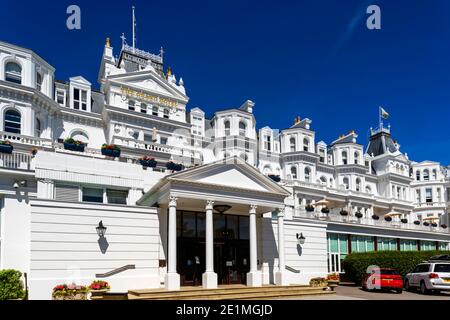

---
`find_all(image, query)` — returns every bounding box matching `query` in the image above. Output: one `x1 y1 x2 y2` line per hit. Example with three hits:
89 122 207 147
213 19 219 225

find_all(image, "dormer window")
56 89 66 106
5 62 22 84
264 135 271 151
319 149 325 163
128 100 135 111
73 88 87 111
423 169 430 181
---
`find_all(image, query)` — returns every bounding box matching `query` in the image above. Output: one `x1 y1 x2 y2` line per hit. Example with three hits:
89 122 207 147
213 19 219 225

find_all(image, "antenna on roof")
132 6 136 52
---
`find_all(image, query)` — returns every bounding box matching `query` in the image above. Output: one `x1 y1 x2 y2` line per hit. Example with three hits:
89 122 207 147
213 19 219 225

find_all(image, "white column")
275 207 289 285
247 204 262 287
165 195 180 290
202 200 218 289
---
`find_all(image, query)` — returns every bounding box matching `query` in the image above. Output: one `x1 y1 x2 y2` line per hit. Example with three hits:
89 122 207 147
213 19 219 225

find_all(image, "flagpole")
379 106 382 131
132 6 136 52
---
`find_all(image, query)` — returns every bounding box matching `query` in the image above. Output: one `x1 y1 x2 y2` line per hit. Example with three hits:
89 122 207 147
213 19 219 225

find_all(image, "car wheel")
420 281 428 295
404 280 410 291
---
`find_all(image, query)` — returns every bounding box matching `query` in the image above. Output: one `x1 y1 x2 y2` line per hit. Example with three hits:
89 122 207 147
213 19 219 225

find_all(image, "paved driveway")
289 285 450 300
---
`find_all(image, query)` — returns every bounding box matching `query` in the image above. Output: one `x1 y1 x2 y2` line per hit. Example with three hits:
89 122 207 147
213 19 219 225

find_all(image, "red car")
362 268 403 294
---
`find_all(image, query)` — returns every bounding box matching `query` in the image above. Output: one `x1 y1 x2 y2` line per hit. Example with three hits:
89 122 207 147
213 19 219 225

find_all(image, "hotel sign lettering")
121 86 178 108
122 52 148 66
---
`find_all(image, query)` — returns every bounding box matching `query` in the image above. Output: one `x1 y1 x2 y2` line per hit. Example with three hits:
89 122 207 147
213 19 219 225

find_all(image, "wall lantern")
96 220 107 238
296 233 306 245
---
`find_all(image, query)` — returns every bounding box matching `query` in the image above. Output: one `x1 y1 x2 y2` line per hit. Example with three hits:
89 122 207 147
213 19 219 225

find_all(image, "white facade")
0 39 449 299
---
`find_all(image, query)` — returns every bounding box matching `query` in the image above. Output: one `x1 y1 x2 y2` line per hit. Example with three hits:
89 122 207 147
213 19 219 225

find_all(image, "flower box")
52 284 88 300
166 161 183 172
268 174 281 182
88 280 110 298
355 212 363 219
101 144 121 158
372 214 380 220
64 141 85 152
0 141 13 154
139 157 157 168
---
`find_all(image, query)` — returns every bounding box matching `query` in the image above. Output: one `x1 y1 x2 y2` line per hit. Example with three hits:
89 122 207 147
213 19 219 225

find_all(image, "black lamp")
96 221 107 238
213 204 232 214
296 233 306 245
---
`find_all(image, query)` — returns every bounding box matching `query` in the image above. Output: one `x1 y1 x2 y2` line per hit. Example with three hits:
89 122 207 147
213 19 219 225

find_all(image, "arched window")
151 105 158 116
140 103 147 114
71 130 89 143
224 120 230 136
290 137 296 152
329 178 334 188
365 185 372 194
128 100 135 111
36 72 43 92
319 176 327 185
432 169 437 180
342 151 348 165
35 118 41 137
356 178 361 192
5 62 22 84
354 151 359 164
416 170 421 181
423 169 429 181
343 177 349 190
4 109 21 134
303 138 309 152
304 167 311 182
163 109 169 119
239 121 246 137
290 166 297 179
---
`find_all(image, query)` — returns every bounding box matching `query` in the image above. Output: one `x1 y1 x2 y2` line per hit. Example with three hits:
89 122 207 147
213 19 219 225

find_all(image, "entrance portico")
138 157 290 290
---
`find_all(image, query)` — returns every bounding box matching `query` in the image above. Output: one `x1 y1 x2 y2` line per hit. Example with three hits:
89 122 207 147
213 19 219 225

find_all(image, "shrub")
342 250 449 284
0 269 25 300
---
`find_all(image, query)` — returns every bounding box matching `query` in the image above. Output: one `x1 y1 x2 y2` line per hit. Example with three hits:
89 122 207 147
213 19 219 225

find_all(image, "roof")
366 129 398 156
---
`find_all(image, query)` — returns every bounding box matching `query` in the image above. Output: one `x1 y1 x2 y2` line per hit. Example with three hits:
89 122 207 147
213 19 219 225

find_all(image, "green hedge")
342 251 448 284
0 269 25 300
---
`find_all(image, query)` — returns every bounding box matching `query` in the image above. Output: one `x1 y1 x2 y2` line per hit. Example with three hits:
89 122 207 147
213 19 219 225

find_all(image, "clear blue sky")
2 0 450 164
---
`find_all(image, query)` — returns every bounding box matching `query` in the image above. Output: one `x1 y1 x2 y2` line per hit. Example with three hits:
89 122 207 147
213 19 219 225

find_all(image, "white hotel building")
0 39 449 299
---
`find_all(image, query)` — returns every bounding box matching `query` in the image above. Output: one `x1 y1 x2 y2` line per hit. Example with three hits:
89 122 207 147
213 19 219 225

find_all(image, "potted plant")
414 220 420 225
401 218 408 224
309 277 327 288
384 216 392 222
340 209 348 216
101 144 121 157
321 207 330 214
30 148 38 157
372 214 380 220
63 138 86 152
139 156 157 168
0 269 26 300
423 222 430 226
0 140 13 154
355 212 363 219
305 204 315 212
166 161 183 172
268 174 281 182
88 280 110 298
431 222 438 227
52 283 88 300
326 272 340 291
441 224 448 229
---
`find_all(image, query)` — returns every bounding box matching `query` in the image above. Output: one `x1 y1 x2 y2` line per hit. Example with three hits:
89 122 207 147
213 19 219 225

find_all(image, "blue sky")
2 0 450 164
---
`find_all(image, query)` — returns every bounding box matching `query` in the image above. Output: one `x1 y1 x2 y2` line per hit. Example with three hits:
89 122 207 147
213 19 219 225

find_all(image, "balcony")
0 131 52 148
294 209 449 234
0 151 33 171
415 202 447 209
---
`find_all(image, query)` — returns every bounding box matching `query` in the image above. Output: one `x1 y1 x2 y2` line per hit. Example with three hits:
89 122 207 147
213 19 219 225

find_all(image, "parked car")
362 268 403 293
404 256 450 294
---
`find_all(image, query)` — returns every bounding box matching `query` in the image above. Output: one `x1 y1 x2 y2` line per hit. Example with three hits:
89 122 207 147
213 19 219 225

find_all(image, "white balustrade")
0 152 32 171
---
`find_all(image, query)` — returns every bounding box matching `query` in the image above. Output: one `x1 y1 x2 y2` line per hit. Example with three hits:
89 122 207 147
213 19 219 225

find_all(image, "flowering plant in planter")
355 212 363 218
64 138 86 152
321 207 330 214
139 156 157 168
340 209 349 216
384 216 392 222
30 148 38 156
0 140 13 154
166 161 183 172
268 174 281 182
305 204 315 212
52 283 88 300
88 280 110 291
372 214 380 220
101 144 121 157
309 277 327 287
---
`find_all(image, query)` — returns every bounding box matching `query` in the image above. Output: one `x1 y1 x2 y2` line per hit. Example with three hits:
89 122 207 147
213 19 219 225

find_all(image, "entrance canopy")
137 156 290 214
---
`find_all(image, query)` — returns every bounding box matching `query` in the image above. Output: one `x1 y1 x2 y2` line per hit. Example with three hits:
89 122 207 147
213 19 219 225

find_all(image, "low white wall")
28 199 161 300
261 217 328 285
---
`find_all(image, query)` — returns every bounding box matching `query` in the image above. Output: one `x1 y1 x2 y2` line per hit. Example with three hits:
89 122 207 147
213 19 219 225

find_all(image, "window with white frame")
106 189 128 205
36 72 43 92
303 138 309 152
354 151 359 164
56 89 66 106
224 120 230 136
140 103 147 114
437 188 442 203
82 187 103 203
263 135 271 151
152 105 158 116
192 115 203 135
342 151 348 165
423 169 430 181
5 61 22 84
35 118 41 137
73 88 87 111
289 137 296 152
4 109 21 134
304 167 311 182
163 108 169 118
290 166 297 179
319 149 325 163
128 100 135 111
425 188 433 203
239 121 246 137
416 189 421 203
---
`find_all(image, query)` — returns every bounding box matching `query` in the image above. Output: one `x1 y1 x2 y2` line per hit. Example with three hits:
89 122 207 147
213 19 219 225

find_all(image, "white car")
404 256 450 294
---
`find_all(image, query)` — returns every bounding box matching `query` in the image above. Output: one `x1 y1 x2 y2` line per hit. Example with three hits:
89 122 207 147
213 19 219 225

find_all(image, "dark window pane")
74 88 80 100
434 264 450 273
226 216 238 239
182 212 196 238
177 212 182 237
239 216 249 240
82 187 103 203
214 214 226 239
197 213 205 238
106 189 128 205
